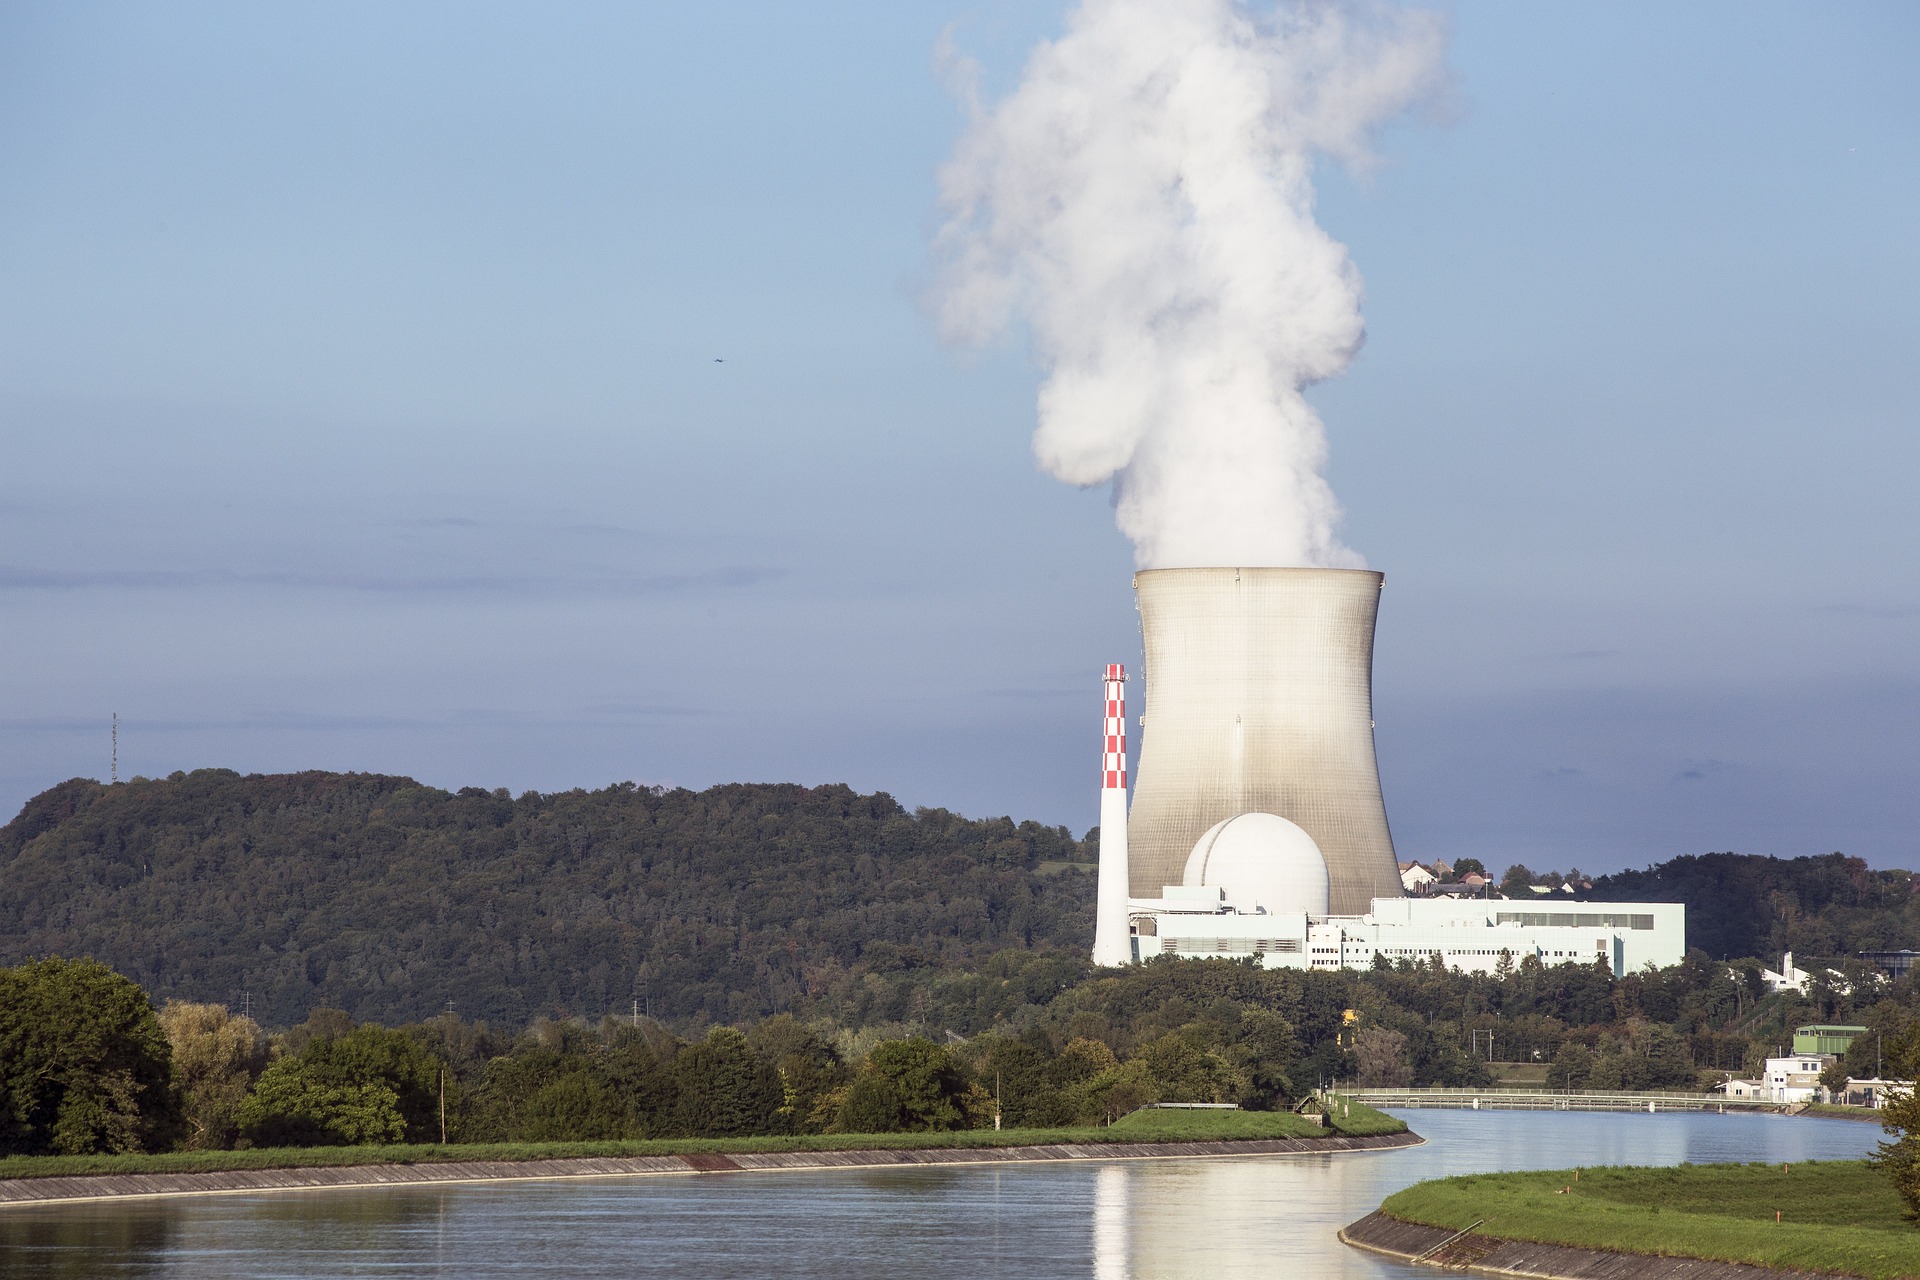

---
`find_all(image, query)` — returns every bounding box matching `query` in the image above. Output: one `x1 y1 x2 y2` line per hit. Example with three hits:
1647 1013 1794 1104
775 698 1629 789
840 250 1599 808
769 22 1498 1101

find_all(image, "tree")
1872 1026 1920 1214
1500 865 1536 897
236 1023 443 1147
157 1001 267 1150
1351 1027 1413 1087
1819 1059 1851 1100
1133 1034 1248 1103
0 957 178 1156
747 1014 846 1135
672 1027 783 1137
236 1063 405 1147
837 1038 983 1133
1451 858 1487 879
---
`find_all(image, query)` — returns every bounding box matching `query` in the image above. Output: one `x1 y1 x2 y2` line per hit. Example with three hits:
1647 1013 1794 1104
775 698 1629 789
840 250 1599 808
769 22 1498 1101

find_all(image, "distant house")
1428 860 1453 879
1716 1077 1767 1101
1838 1077 1906 1109
1762 1053 1831 1105
1399 862 1437 895
1761 952 1847 997
1458 872 1489 890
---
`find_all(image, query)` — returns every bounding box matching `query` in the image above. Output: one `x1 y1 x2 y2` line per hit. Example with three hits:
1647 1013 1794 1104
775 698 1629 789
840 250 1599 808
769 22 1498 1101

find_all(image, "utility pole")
111 713 118 784
633 998 640 1029
439 1067 448 1145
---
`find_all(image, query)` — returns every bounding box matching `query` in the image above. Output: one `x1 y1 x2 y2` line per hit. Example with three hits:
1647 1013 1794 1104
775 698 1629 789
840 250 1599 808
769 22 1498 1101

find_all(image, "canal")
0 1111 1884 1278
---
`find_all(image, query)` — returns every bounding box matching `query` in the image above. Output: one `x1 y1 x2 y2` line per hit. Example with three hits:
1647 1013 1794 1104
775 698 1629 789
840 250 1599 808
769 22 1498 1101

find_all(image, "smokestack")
1092 663 1133 966
1127 567 1399 916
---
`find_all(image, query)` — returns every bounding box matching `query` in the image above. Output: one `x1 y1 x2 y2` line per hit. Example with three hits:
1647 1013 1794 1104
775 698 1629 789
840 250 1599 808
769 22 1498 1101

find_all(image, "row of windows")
1495 912 1655 930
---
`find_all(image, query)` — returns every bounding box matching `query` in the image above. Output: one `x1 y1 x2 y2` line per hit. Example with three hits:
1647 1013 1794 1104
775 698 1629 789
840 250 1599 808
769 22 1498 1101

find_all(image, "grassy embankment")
1382 1160 1920 1280
1802 1102 1887 1123
0 1100 1402 1182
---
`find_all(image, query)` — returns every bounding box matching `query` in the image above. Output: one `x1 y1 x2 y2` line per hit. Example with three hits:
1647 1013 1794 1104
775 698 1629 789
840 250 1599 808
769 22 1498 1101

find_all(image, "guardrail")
1343 1087 1780 1113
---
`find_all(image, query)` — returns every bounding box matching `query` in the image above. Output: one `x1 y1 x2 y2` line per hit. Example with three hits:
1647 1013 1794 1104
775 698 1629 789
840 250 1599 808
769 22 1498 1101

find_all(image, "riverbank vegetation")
5 771 1913 1036
3 955 1410 1159
1381 1160 1920 1280
0 1100 1402 1181
9 771 1920 1174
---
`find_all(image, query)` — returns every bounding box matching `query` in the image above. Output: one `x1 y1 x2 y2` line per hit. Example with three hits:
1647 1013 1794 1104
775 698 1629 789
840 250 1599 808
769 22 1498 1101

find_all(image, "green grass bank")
1382 1159 1919 1280
0 1101 1403 1182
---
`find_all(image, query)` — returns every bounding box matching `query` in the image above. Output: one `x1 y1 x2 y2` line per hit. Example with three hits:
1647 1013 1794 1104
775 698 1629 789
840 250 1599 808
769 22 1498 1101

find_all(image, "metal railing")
1345 1086 1782 1112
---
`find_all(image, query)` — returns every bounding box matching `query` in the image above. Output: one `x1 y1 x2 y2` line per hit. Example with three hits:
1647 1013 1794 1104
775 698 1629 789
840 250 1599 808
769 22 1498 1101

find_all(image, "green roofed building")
1793 1024 1867 1056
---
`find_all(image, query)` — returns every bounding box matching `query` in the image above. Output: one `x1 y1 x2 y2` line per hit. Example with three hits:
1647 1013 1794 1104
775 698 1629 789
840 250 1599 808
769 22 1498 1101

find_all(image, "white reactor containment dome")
1182 812 1330 918
1127 566 1401 917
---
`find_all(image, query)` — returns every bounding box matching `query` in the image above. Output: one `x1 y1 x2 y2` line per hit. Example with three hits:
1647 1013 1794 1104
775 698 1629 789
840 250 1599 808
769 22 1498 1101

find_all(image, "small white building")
1762 951 1814 995
1399 862 1437 894
1761 1053 1831 1105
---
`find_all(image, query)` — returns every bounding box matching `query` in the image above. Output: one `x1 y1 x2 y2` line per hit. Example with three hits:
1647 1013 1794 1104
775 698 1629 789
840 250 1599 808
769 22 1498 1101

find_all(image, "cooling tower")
1127 566 1400 917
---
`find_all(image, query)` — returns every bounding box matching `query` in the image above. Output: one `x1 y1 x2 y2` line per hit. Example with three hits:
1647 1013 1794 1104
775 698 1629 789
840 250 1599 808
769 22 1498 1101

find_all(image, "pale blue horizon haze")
1 2 1914 876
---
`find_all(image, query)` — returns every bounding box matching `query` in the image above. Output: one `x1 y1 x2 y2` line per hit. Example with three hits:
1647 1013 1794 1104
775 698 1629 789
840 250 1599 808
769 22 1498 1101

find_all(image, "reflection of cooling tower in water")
1128 567 1401 917
1092 1164 1128 1280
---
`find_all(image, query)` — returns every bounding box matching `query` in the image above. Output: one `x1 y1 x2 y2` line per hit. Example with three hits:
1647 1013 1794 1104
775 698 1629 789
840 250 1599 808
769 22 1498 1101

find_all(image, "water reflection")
0 1208 174 1280
0 1112 1883 1279
1093 1164 1127 1280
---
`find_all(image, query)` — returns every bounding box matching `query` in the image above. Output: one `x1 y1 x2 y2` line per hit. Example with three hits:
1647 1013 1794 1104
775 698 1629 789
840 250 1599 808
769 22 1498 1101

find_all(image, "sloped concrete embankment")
1340 1209 1840 1280
0 1130 1421 1207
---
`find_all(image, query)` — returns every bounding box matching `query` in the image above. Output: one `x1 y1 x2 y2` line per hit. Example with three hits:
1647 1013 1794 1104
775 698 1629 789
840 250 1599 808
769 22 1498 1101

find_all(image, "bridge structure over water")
1345 1087 1787 1114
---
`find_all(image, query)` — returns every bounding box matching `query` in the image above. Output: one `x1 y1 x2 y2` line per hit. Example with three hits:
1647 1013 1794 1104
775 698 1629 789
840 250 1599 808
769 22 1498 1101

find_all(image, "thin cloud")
1817 602 1920 621
0 706 715 734
0 564 783 596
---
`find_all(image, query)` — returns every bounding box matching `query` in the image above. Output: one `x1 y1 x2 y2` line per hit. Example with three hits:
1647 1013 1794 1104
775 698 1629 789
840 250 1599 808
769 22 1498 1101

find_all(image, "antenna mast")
111 712 118 784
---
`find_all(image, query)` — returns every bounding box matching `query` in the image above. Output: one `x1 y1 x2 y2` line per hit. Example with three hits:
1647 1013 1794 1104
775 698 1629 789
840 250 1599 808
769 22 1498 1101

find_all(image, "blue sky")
2 1 1914 875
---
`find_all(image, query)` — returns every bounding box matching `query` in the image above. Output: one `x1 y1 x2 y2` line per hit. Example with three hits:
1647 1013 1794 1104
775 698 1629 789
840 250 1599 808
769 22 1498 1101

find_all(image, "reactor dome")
1182 812 1330 918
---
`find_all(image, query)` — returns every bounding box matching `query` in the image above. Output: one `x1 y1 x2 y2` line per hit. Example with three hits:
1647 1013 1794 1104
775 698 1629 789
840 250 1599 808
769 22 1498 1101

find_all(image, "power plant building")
1092 567 1685 979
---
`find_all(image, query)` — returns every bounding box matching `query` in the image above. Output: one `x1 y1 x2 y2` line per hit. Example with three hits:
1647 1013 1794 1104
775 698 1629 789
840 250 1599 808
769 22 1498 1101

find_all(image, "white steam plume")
934 0 1445 569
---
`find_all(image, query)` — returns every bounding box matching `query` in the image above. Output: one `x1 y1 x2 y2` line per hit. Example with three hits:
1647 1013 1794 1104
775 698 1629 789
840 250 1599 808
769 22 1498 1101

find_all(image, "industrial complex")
1090 566 1685 977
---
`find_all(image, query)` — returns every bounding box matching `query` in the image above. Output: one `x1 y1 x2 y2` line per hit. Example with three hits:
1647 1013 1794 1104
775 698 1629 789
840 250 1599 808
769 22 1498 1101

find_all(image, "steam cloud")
934 0 1445 569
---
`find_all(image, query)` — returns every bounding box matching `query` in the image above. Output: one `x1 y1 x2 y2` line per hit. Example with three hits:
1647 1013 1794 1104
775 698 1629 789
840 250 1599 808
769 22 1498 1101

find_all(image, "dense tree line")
7 773 1917 1036
1589 851 1920 963
0 771 1094 1028
18 939 1920 1158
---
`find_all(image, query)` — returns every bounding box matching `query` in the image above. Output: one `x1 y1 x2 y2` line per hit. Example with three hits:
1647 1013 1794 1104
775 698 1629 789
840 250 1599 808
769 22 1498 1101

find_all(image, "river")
0 1112 1885 1278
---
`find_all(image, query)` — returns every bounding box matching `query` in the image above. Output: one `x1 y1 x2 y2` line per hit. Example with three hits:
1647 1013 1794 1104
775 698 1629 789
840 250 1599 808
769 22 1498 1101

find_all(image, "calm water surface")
0 1111 1882 1279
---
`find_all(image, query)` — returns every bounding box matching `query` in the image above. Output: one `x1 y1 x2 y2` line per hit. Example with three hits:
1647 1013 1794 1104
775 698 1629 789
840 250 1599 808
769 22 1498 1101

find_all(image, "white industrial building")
1090 567 1687 978
1123 816 1684 976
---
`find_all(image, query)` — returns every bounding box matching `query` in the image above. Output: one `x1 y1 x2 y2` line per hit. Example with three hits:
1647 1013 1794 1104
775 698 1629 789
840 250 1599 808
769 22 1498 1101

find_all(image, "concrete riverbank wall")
0 1130 1421 1207
1340 1209 1836 1280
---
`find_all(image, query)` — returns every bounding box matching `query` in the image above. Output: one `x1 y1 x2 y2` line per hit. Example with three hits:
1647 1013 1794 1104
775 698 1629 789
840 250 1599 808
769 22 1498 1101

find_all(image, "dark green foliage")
746 1015 847 1134
0 957 179 1156
457 1021 675 1142
837 1037 981 1133
1873 1023 1920 1216
835 1072 907 1134
0 772 1093 1028
672 1027 784 1137
235 1023 444 1147
1590 851 1919 962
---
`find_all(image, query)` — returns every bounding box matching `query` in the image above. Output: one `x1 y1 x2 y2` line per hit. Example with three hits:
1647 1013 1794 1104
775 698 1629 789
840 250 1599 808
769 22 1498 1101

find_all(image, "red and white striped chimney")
1092 663 1133 966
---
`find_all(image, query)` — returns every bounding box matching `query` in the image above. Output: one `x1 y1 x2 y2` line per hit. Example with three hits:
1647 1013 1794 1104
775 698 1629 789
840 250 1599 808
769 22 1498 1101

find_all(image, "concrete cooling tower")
1126 566 1401 917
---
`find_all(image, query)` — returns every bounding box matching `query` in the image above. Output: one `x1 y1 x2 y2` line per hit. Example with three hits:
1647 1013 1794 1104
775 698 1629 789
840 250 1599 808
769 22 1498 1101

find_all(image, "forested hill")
0 770 1095 1030
1588 851 1920 964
